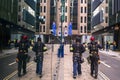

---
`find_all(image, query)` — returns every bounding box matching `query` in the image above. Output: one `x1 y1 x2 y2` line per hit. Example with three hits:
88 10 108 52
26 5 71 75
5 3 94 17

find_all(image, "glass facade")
0 0 18 24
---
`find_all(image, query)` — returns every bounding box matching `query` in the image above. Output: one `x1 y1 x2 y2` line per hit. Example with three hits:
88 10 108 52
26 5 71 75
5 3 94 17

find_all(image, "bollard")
61 44 64 58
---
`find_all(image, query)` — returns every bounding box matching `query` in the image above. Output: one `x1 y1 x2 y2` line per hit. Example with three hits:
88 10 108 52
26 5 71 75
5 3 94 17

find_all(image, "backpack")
19 41 28 53
90 42 98 56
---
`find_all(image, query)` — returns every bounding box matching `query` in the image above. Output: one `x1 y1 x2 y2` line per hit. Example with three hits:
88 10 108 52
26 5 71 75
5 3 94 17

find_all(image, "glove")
16 58 19 62
98 60 100 64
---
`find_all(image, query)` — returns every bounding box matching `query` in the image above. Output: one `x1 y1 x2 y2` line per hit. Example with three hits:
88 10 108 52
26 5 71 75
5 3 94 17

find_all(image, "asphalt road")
0 51 35 80
99 52 120 80
0 53 17 80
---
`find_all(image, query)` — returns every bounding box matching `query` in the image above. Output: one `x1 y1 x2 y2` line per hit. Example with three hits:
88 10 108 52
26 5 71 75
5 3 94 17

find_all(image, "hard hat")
37 37 41 41
90 36 95 41
21 35 28 40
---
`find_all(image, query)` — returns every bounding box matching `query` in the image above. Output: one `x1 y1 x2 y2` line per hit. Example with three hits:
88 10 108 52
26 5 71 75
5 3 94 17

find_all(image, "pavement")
1 44 120 80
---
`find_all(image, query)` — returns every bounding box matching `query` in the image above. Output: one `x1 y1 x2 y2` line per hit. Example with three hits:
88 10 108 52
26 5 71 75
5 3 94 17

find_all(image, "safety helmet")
21 35 28 40
90 36 95 41
37 37 41 41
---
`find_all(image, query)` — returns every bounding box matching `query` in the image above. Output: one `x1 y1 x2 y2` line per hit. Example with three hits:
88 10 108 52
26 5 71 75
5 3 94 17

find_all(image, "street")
0 45 120 80
0 50 35 80
99 51 120 80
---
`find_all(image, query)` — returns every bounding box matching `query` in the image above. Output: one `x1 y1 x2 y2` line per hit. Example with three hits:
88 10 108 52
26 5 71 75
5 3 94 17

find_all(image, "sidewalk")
7 44 100 80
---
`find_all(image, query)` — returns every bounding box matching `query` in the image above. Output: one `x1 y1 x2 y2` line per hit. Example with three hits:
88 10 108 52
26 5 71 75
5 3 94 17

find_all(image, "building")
0 0 18 49
18 0 35 40
109 0 120 50
49 0 88 43
0 0 36 50
36 0 50 43
91 0 109 49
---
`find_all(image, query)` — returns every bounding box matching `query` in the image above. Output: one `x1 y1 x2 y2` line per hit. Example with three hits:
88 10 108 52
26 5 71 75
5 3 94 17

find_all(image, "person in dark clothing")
16 35 29 77
70 37 85 79
88 36 101 79
32 37 47 78
15 39 18 49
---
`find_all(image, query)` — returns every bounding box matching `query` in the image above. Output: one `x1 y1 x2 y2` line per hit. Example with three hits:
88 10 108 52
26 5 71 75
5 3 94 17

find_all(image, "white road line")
100 61 111 68
4 61 34 80
8 62 16 66
99 71 110 80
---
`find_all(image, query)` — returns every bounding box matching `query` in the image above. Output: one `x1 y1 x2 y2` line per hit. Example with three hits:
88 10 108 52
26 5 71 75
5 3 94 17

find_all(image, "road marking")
3 61 34 80
100 61 111 68
99 71 110 80
8 62 16 66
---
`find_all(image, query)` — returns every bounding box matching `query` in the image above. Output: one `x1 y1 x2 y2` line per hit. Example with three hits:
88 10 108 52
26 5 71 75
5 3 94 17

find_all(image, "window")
65 6 67 12
44 6 46 12
105 17 108 23
43 26 45 32
81 17 83 23
84 7 87 13
40 26 42 32
85 0 86 3
84 16 86 23
106 0 108 3
81 0 83 3
81 26 83 33
106 7 108 13
44 0 46 3
65 16 67 22
81 7 83 13
84 26 86 33
40 6 42 12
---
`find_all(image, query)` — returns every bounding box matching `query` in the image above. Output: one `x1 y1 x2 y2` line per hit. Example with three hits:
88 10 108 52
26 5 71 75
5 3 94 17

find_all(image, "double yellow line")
3 61 34 80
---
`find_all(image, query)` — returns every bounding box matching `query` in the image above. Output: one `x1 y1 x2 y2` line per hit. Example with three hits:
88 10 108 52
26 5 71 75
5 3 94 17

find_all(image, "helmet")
21 35 28 40
37 37 41 41
90 36 95 41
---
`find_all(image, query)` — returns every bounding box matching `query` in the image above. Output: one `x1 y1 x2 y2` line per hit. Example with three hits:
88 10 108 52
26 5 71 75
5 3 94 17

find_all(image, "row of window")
40 0 46 3
81 0 87 3
81 16 87 23
80 25 87 33
40 25 46 32
81 7 87 13
40 6 46 13
40 25 87 33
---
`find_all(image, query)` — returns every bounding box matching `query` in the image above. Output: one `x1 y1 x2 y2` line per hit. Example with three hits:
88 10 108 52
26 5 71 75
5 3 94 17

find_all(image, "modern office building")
91 0 109 48
18 0 35 40
0 0 18 49
109 0 120 50
0 0 35 49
